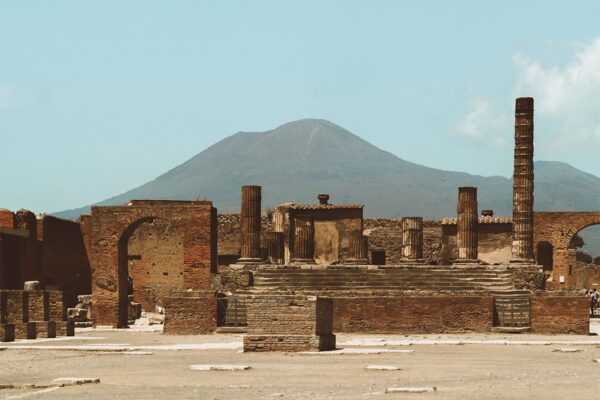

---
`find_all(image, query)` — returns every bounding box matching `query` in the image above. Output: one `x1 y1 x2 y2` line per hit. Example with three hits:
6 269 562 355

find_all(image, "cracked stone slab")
190 364 251 371
386 386 437 393
51 377 100 386
364 365 401 371
553 348 583 353
300 348 414 355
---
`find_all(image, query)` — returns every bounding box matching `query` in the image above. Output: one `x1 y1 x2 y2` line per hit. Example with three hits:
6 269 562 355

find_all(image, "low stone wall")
530 295 589 334
0 289 73 341
163 292 217 335
243 295 335 352
333 296 493 333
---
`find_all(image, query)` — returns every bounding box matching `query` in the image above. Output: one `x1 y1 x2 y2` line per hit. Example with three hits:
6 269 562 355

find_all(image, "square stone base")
243 334 336 352
55 321 75 337
34 321 56 338
0 323 15 342
14 322 36 339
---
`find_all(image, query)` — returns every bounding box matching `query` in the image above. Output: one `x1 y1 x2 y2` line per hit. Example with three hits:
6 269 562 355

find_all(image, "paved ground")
1 323 599 400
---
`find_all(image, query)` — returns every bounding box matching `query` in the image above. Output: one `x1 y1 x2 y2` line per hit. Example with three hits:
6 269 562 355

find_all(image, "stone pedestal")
512 97 535 263
292 222 316 264
401 217 424 263
239 186 262 263
457 187 479 263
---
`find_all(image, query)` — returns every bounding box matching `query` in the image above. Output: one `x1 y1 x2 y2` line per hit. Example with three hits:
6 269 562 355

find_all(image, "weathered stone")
401 217 424 262
292 222 316 264
239 186 262 263
457 187 478 262
512 97 535 263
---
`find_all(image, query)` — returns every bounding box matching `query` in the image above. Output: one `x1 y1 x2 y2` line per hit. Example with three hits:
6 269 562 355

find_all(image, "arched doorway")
118 217 184 327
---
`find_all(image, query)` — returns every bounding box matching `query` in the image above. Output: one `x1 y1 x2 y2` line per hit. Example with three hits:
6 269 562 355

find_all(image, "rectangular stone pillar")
512 97 535 263
243 295 335 352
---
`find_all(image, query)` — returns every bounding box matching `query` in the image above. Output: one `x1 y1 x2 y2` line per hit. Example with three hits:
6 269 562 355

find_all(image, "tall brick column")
239 186 262 263
456 187 478 263
511 97 535 263
262 231 284 264
292 221 316 264
401 217 424 263
346 231 368 264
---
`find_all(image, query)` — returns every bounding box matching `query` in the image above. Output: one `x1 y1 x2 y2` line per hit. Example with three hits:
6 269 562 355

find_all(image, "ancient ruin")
0 96 595 347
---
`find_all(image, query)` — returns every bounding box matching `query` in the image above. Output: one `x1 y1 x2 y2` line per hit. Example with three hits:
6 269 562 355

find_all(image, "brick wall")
333 296 494 333
127 219 184 311
530 296 589 334
38 215 91 307
88 200 217 327
163 292 217 334
244 295 335 352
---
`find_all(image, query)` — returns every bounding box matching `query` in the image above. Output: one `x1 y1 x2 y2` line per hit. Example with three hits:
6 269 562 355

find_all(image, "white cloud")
513 38 600 146
0 85 31 109
456 91 509 148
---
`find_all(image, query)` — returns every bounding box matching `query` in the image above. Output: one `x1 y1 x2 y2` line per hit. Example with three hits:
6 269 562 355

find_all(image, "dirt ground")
1 325 600 400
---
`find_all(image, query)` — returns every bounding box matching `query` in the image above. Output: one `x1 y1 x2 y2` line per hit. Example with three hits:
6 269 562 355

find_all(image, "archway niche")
536 241 553 272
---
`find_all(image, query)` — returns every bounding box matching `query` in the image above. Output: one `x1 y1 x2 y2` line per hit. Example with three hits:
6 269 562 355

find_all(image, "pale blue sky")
1 1 600 213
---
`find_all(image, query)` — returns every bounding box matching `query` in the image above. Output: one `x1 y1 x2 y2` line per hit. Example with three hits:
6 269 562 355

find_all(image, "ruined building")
0 97 595 346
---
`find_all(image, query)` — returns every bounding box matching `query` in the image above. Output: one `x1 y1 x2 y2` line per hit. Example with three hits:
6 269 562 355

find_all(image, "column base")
237 257 264 264
510 258 535 265
453 259 480 264
343 258 369 265
291 258 316 264
400 258 426 264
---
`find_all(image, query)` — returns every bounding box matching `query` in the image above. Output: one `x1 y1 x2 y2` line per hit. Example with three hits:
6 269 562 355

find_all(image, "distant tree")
576 251 593 264
594 256 600 265
570 234 585 249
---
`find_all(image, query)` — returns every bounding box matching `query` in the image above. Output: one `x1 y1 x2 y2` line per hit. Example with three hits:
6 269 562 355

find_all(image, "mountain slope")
54 119 600 220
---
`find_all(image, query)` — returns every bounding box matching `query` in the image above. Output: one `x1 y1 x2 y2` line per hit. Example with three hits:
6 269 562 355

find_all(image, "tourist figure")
591 288 598 315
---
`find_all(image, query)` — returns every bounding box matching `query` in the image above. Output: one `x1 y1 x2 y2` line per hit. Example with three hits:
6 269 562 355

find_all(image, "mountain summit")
55 119 600 219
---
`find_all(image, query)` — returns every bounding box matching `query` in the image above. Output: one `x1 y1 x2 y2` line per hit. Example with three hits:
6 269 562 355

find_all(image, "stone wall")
0 288 73 341
163 292 217 334
333 296 493 333
530 295 588 334
127 219 184 311
364 219 442 264
88 200 217 327
243 295 335 352
217 214 272 259
38 215 91 308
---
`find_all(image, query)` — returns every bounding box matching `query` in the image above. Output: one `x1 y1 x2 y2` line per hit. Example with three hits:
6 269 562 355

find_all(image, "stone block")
35 321 56 338
27 290 49 322
14 322 36 339
0 323 15 342
1 290 28 323
164 292 217 335
24 281 41 291
48 291 66 321
55 321 75 337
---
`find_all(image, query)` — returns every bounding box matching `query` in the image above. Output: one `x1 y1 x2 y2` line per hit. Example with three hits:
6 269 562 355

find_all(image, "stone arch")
534 211 600 289
88 200 217 328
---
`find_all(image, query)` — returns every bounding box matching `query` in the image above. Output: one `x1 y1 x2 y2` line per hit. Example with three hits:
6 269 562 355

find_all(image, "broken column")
292 221 316 264
511 97 535 263
239 185 262 263
262 231 284 264
401 217 424 263
346 231 369 264
456 187 478 263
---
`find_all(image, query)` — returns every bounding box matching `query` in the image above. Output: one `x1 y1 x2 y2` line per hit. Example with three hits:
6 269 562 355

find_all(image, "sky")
1 1 600 214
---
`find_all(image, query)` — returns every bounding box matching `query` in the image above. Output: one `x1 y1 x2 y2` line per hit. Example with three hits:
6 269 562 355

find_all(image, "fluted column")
401 217 424 263
239 185 262 263
346 231 369 264
292 221 316 264
262 231 284 264
511 97 535 263
457 187 478 262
